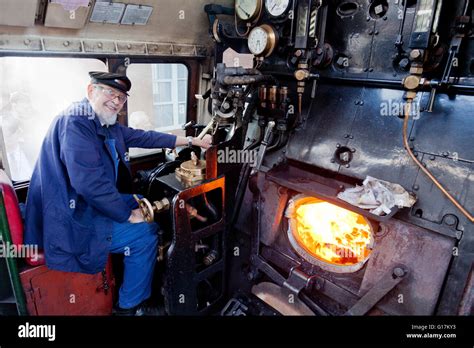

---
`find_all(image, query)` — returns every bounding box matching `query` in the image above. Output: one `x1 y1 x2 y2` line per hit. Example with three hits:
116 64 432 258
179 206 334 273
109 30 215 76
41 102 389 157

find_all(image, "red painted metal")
0 170 44 266
19 259 114 315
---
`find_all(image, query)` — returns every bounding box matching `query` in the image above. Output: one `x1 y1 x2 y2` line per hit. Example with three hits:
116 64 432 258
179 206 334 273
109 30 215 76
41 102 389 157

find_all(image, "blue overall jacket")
24 98 177 274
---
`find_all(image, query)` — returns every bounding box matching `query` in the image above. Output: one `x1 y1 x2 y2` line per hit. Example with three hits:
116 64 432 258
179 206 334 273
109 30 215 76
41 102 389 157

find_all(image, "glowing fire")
292 199 373 266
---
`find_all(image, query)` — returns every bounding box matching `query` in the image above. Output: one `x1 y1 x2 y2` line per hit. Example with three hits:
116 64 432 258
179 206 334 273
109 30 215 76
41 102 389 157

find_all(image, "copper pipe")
403 100 474 223
259 85 268 109
269 85 278 109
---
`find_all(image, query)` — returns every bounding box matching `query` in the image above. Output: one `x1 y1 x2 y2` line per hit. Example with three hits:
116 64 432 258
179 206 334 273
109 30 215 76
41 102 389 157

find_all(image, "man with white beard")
24 71 212 315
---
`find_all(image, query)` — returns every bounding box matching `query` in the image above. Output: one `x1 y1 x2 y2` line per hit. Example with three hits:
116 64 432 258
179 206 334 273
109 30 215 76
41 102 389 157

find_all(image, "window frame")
0 54 107 186
0 53 202 185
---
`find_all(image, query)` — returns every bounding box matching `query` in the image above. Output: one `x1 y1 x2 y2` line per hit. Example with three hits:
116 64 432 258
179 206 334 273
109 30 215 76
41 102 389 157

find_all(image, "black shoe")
112 302 165 316
112 304 138 316
134 304 166 316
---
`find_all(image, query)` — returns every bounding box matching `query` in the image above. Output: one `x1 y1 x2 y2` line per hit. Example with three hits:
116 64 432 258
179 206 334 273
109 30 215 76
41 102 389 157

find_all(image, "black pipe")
230 162 252 228
246 125 265 151
260 70 474 94
222 74 274 85
266 131 282 152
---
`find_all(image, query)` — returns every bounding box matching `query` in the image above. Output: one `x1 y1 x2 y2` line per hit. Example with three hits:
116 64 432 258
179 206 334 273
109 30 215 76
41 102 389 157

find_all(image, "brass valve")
133 195 170 223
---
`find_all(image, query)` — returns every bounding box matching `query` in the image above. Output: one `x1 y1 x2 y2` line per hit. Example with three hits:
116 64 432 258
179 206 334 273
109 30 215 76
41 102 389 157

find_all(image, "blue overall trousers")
105 135 158 309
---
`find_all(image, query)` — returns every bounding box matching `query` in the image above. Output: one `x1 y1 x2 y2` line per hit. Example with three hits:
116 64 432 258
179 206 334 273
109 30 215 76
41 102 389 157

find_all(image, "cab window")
0 57 106 182
126 63 188 158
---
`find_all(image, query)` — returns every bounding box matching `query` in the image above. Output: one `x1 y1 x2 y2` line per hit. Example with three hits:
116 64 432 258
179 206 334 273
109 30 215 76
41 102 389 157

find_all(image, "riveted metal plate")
83 40 117 53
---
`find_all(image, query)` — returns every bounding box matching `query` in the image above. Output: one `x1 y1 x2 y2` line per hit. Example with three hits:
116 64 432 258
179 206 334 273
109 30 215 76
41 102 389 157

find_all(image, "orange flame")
293 200 373 266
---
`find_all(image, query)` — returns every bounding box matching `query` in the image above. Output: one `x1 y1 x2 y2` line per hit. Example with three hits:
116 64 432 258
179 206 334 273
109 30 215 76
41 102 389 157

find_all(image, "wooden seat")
0 169 114 315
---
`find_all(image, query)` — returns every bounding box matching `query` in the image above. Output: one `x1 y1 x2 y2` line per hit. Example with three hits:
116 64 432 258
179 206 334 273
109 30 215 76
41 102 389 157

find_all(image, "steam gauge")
235 0 263 22
265 0 291 18
247 24 278 57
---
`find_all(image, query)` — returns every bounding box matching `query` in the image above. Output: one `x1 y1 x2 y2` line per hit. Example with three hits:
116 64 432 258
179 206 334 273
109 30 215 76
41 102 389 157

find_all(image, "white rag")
337 176 417 216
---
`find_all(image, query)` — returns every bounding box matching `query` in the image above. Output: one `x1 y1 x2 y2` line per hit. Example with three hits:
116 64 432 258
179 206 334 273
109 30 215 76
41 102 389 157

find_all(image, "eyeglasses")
94 85 127 103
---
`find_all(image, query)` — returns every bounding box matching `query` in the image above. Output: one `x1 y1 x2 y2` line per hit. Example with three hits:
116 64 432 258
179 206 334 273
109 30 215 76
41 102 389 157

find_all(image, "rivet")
97 42 103 48
63 41 70 46
413 185 419 191
24 39 31 45
336 143 341 148
127 44 132 49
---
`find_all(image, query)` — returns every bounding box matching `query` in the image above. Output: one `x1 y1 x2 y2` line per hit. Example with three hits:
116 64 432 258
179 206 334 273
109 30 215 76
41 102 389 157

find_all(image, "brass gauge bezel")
264 0 292 18
235 0 263 22
248 24 279 57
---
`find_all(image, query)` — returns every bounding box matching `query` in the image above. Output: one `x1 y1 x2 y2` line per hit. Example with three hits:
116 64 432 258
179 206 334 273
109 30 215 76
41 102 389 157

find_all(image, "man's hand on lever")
175 134 213 150
128 208 145 223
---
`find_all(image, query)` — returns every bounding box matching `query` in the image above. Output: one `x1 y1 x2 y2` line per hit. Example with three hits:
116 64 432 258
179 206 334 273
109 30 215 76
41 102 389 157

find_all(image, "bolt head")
393 268 405 278
398 58 410 70
444 215 457 226
410 49 422 59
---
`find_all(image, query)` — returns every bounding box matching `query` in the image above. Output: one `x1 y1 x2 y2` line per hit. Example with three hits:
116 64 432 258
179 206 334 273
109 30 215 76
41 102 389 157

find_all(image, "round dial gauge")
235 0 263 21
247 24 278 57
265 0 291 17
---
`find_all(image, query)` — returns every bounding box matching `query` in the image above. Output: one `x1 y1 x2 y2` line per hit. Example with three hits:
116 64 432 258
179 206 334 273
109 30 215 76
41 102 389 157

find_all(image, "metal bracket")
221 298 248 316
283 267 313 294
344 266 408 316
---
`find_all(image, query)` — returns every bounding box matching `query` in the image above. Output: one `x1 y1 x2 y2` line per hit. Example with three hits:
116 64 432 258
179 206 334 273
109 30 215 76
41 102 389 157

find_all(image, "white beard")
97 112 117 126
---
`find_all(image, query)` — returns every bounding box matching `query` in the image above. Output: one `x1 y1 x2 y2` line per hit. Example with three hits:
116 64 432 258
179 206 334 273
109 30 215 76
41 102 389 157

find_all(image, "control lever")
395 0 409 50
197 116 217 140
186 203 208 222
252 121 275 174
181 120 196 130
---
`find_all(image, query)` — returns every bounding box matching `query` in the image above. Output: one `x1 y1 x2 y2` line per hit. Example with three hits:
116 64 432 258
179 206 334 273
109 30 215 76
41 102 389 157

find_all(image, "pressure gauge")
247 24 278 57
265 0 291 18
235 0 263 22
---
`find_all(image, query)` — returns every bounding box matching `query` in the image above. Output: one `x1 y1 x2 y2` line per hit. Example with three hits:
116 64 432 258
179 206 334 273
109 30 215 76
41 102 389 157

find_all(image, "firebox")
233 164 457 316
285 194 374 274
